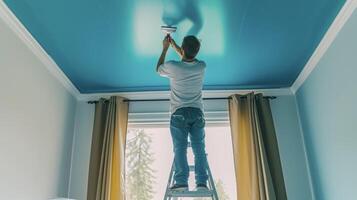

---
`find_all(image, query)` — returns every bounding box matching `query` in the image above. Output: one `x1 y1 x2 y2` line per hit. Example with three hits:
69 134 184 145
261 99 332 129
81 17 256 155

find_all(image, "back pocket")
193 116 205 129
170 114 186 128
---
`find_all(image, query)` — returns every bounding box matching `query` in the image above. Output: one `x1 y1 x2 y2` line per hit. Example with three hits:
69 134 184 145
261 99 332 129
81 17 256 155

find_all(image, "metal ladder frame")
163 143 219 200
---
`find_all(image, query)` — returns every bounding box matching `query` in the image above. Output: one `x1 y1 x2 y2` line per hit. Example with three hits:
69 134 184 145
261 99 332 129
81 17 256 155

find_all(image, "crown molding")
0 1 81 99
77 87 293 101
291 0 357 94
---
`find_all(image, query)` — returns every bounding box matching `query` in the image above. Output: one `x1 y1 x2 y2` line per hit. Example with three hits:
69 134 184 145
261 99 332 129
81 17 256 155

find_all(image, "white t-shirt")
158 60 206 114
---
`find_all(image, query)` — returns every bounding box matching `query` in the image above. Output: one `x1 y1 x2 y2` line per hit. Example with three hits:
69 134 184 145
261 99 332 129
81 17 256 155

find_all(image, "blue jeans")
170 107 208 185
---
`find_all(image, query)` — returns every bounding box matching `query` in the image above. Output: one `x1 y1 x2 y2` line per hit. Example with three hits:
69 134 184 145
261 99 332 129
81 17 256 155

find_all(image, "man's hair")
182 35 201 60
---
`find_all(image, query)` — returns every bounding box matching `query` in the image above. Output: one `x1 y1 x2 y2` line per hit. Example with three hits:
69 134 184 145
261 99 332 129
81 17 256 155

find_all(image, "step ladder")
163 142 219 200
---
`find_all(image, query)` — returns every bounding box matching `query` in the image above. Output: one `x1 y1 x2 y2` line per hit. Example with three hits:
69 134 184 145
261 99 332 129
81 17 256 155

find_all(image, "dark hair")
182 35 201 60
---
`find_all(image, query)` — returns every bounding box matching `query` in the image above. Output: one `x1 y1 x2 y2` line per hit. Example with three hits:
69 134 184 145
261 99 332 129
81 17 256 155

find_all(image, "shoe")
196 183 209 191
169 184 189 191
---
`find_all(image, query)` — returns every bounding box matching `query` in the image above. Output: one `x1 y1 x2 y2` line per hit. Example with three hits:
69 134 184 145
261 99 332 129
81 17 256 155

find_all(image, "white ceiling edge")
291 0 357 94
1 0 356 100
77 88 294 101
0 1 81 99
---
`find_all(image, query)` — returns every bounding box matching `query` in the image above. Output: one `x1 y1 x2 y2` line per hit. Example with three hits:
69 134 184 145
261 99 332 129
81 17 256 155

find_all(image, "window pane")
125 125 236 200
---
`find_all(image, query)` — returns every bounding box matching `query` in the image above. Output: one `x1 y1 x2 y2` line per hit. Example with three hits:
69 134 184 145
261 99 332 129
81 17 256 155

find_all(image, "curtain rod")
87 96 276 104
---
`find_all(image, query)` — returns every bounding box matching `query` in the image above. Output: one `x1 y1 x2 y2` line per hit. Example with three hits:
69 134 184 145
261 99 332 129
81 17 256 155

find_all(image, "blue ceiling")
4 0 345 93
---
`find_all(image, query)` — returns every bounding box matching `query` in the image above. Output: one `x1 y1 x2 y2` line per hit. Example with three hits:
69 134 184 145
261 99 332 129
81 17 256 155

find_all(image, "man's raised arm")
156 35 171 72
170 38 184 58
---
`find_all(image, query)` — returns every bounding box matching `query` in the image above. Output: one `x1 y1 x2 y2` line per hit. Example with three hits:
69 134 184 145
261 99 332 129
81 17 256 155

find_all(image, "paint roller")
161 25 182 56
161 25 177 35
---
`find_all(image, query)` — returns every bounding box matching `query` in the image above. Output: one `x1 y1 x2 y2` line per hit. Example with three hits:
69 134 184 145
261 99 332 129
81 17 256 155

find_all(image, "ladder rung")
167 190 213 197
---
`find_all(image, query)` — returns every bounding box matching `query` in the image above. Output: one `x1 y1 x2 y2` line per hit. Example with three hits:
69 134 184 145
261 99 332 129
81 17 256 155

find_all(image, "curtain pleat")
255 94 287 200
112 96 128 200
87 96 129 200
228 93 287 200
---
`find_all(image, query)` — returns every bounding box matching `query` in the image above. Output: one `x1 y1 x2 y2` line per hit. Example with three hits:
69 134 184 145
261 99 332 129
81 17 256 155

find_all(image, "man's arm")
156 35 171 72
170 38 183 58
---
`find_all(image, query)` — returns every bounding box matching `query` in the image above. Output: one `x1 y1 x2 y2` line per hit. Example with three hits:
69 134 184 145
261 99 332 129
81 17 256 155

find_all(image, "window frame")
128 99 230 127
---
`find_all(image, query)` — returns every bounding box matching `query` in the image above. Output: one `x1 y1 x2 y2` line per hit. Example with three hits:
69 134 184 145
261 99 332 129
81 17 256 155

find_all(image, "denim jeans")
170 107 208 185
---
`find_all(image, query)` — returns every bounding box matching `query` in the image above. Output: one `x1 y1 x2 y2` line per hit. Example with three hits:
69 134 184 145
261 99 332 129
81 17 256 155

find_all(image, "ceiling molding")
77 87 293 101
291 0 357 94
0 1 81 99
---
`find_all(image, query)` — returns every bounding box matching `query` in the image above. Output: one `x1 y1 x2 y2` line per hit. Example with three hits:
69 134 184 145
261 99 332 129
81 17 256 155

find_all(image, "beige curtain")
87 96 129 200
228 93 287 200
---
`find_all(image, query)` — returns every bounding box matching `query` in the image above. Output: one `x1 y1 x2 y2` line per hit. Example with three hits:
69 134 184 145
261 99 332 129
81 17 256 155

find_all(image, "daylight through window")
125 124 236 200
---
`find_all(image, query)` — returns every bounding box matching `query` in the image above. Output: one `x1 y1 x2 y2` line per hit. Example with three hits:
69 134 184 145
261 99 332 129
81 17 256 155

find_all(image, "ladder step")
189 165 195 171
167 190 213 197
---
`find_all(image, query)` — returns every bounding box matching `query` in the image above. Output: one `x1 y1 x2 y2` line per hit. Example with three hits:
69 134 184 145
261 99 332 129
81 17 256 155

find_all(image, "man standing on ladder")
156 34 208 192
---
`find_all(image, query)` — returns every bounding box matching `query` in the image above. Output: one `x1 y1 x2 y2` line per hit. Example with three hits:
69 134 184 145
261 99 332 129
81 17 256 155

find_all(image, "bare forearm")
171 40 183 58
156 48 168 72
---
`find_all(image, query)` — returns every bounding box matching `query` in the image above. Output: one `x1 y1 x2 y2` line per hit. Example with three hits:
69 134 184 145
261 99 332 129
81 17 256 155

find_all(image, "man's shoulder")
193 60 206 70
197 60 206 67
165 60 206 69
165 60 180 65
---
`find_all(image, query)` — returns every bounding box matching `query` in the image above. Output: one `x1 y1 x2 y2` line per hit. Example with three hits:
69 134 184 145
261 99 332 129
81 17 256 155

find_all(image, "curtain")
228 93 287 200
87 96 129 200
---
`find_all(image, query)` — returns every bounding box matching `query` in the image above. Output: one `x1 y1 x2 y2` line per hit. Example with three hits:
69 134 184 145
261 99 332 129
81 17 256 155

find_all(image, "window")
125 123 237 199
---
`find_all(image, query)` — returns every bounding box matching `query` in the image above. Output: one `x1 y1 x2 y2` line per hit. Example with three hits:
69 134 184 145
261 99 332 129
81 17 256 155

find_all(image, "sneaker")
169 184 189 191
196 183 209 191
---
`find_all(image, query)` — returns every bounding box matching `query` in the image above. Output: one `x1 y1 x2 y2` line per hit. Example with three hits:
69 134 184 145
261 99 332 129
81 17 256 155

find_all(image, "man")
156 35 208 191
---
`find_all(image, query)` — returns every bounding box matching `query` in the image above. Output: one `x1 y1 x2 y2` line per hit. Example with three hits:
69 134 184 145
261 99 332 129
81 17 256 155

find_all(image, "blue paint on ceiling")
4 0 345 93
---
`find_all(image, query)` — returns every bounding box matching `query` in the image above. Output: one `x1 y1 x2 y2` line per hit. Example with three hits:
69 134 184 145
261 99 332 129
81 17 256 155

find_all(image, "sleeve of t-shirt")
200 61 207 69
157 61 174 78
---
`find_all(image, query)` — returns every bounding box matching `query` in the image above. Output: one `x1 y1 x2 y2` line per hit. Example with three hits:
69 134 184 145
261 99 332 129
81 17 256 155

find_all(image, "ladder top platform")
167 190 214 197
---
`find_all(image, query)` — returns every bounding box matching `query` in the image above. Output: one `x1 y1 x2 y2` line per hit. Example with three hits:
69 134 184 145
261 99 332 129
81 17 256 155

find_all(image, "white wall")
270 95 314 200
69 95 313 200
295 9 357 200
68 102 95 200
0 16 77 200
